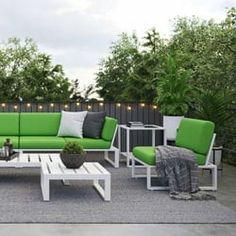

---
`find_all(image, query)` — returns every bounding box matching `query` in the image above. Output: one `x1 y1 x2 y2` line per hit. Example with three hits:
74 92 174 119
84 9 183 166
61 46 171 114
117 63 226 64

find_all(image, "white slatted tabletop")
0 153 60 168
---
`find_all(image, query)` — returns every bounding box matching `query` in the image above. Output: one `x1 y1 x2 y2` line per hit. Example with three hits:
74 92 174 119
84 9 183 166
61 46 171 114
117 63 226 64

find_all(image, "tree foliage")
96 29 166 102
156 54 193 115
169 8 236 94
70 79 96 101
95 8 236 103
96 33 139 101
0 37 71 101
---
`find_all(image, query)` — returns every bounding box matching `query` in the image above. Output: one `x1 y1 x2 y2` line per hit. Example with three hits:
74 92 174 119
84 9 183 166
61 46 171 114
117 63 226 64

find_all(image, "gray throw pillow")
83 112 106 139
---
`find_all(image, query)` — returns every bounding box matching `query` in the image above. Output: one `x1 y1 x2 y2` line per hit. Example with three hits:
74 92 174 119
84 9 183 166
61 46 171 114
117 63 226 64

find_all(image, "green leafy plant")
155 54 193 115
62 141 85 155
194 90 235 145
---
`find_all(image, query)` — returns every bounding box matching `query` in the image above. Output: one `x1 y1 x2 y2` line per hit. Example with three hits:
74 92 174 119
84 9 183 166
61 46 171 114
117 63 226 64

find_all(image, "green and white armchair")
131 118 217 191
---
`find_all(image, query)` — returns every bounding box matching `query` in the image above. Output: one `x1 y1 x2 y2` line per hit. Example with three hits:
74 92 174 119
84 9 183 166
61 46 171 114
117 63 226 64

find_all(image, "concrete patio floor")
0 223 235 236
0 156 235 235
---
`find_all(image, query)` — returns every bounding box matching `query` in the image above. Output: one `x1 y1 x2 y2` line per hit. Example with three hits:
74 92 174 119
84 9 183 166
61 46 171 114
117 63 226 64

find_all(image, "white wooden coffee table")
0 153 111 202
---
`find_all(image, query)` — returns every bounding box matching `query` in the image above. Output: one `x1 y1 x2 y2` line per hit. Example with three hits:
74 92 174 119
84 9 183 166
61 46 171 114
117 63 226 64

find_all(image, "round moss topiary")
60 141 86 169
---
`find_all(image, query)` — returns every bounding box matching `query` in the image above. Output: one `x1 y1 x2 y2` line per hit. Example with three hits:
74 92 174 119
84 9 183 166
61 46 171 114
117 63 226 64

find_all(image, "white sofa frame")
131 133 217 191
17 126 120 168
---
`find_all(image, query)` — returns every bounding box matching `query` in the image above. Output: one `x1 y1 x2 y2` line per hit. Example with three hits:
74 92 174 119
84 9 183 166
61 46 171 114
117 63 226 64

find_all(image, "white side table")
118 124 166 167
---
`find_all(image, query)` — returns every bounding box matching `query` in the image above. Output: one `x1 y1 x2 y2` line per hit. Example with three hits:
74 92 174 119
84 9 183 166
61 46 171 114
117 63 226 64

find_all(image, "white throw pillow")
57 111 88 138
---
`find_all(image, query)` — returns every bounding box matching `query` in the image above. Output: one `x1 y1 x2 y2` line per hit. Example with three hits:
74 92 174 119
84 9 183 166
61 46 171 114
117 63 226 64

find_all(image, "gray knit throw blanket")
156 146 216 201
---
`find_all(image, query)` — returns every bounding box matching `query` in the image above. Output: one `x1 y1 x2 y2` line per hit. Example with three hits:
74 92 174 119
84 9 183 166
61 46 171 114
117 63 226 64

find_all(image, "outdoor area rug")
0 162 236 223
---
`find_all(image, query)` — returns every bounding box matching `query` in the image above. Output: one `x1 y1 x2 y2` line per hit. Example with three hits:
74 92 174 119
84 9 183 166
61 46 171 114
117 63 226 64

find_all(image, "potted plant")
60 141 86 169
194 90 235 165
155 54 193 140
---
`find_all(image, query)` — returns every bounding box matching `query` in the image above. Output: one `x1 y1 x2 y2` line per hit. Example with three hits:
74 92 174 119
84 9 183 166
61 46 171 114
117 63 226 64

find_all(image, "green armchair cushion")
133 146 156 165
101 117 118 141
0 113 19 135
20 113 61 136
19 136 65 149
175 118 215 155
132 146 207 166
64 137 111 149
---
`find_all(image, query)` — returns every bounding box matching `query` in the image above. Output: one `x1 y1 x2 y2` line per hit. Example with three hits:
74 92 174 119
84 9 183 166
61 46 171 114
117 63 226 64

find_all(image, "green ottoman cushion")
133 146 156 165
20 136 65 149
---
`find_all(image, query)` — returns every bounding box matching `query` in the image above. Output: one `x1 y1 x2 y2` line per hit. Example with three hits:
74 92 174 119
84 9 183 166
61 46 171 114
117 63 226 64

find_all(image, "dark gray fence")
0 102 235 157
0 102 164 152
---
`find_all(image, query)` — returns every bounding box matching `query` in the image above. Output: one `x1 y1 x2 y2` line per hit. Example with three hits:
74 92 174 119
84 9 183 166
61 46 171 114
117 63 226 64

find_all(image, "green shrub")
155 54 193 115
62 141 85 154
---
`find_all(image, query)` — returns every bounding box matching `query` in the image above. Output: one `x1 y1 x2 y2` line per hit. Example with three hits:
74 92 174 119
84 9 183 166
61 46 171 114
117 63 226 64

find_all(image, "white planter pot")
210 146 223 166
163 115 184 141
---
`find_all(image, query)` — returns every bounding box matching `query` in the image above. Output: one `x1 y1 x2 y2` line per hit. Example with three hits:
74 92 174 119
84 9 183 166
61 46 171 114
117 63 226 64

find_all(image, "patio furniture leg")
147 166 169 191
104 151 108 159
131 154 149 178
93 177 111 201
41 174 50 201
104 149 119 168
131 154 135 178
212 165 217 190
199 164 217 191
114 148 119 168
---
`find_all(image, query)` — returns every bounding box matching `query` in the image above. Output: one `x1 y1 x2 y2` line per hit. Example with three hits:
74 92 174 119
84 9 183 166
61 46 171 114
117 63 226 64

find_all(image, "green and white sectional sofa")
0 112 119 167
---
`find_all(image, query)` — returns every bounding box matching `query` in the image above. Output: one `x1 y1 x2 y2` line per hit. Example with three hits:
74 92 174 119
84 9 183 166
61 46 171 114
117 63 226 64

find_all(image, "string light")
14 105 18 110
38 105 43 110
140 103 145 107
99 102 104 106
76 102 80 106
116 103 121 107
1 103 6 107
88 105 92 110
153 105 157 109
127 106 132 111
27 103 31 107
50 103 54 107
64 104 68 109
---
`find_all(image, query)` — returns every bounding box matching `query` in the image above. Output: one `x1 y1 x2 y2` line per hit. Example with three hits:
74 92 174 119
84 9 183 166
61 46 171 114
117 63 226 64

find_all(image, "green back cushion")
0 113 19 135
20 113 61 136
101 117 118 141
176 118 215 155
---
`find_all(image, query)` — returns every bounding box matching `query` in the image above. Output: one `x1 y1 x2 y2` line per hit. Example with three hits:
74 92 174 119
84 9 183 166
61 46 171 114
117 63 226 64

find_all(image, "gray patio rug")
0 162 235 223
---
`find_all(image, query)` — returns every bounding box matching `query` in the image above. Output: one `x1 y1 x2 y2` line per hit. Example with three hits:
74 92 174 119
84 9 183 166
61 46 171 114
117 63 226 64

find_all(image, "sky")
0 0 234 88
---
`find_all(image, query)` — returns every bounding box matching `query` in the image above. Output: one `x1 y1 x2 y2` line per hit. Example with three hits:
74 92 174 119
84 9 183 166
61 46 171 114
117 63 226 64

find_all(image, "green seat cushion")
101 117 118 141
19 136 65 149
133 146 156 165
64 137 111 149
133 146 206 166
0 136 19 149
0 113 19 135
176 118 215 155
20 113 61 136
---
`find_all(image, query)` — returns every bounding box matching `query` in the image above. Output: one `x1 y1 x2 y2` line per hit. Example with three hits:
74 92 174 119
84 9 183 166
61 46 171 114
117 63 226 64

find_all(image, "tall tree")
0 37 71 101
169 8 236 94
95 33 139 101
122 29 166 102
